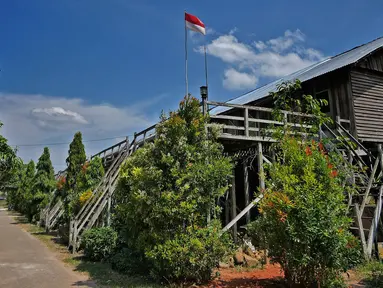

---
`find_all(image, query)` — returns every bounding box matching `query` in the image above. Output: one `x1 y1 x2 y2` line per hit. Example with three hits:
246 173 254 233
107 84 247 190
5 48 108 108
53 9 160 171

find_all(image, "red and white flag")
185 12 206 35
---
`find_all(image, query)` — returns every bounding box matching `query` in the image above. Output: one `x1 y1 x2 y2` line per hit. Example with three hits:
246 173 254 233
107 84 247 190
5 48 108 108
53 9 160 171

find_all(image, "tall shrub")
21 160 37 221
114 96 233 282
248 80 360 287
64 132 86 218
34 147 55 194
0 121 19 191
31 147 56 221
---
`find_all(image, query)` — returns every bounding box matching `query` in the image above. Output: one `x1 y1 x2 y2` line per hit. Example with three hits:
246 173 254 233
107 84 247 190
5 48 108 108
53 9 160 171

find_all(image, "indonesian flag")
185 12 206 35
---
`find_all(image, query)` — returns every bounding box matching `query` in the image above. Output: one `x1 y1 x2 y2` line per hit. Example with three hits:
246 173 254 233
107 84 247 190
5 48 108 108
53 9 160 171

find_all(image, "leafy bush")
113 96 233 282
248 81 359 287
146 221 233 282
110 247 149 274
82 227 117 261
78 190 92 207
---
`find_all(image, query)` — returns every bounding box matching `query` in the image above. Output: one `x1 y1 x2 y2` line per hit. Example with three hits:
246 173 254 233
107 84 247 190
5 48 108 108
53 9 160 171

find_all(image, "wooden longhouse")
44 37 383 259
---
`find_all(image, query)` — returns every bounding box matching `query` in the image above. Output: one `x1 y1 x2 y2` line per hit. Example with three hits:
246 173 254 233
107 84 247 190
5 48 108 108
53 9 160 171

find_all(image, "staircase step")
350 227 369 231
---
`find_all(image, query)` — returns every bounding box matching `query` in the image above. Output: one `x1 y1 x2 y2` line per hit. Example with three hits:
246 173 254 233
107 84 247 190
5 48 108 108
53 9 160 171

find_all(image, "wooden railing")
206 100 314 142
91 124 156 163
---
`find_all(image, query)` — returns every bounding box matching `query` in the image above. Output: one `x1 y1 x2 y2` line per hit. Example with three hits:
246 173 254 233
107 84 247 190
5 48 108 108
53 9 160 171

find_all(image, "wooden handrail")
206 100 314 118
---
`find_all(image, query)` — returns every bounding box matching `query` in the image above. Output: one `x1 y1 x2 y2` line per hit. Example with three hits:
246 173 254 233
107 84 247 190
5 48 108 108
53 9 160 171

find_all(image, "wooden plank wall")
351 70 383 142
358 49 383 73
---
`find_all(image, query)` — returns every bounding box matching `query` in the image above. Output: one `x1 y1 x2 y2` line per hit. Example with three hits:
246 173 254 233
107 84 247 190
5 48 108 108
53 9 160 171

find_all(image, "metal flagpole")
204 45 208 99
185 11 189 97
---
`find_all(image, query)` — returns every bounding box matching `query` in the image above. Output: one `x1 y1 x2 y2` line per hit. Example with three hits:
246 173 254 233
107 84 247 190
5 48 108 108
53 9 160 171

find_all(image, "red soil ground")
207 265 285 288
206 265 362 288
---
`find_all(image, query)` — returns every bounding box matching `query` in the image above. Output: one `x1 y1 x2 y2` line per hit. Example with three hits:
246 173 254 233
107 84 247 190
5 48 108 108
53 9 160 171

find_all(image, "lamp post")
200 86 208 116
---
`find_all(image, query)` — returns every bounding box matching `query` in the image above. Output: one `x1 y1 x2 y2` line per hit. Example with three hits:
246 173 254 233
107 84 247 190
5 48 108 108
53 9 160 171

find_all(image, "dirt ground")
207 265 284 288
207 265 365 288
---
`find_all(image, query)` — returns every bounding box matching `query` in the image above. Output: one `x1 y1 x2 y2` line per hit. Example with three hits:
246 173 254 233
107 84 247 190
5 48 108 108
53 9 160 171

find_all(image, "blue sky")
1 0 383 170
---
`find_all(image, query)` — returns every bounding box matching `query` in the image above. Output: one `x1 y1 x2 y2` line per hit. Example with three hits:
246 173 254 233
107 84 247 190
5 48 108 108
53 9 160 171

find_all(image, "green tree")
6 160 26 211
64 132 86 217
28 147 56 222
113 96 233 282
21 160 37 221
248 81 360 287
0 121 18 191
34 147 55 195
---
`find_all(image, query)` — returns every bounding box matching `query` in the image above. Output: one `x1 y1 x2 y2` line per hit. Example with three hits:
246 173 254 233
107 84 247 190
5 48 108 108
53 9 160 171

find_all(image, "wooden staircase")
321 121 383 259
69 125 156 251
44 199 64 231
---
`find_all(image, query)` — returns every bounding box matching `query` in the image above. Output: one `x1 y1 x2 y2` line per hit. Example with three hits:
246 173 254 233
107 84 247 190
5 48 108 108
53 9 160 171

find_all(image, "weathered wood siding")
351 70 383 142
358 49 383 73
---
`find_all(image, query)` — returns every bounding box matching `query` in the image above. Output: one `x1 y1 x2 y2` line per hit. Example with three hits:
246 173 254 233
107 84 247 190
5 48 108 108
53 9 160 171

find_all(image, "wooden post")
367 186 383 258
243 160 250 223
258 142 265 190
225 190 230 225
106 179 112 226
354 204 368 259
45 209 50 233
231 169 237 242
72 219 78 254
361 156 379 212
244 108 249 137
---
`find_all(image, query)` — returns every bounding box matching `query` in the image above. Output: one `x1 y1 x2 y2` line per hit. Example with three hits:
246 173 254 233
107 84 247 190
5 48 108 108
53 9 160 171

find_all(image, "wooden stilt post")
367 186 383 257
244 108 249 138
243 160 250 224
354 203 368 259
231 169 237 242
225 190 230 225
258 142 265 190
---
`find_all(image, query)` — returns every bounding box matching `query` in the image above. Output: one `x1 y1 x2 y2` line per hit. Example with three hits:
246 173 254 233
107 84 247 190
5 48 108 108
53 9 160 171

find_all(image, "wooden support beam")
361 156 379 212
225 190 230 225
231 169 237 242
243 160 250 224
262 155 272 165
367 186 383 257
107 184 112 227
258 142 265 190
244 108 249 137
222 195 263 233
72 219 78 253
354 203 368 259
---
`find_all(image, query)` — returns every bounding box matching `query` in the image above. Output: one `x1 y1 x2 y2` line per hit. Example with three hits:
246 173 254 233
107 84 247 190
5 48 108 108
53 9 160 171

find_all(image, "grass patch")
0 199 6 208
9 211 160 288
356 261 383 288
64 257 162 288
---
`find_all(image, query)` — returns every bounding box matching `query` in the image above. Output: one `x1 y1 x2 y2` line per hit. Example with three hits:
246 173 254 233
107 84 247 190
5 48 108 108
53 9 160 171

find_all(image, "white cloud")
254 41 267 51
32 107 88 125
0 93 162 171
197 34 255 64
197 29 324 91
223 68 258 90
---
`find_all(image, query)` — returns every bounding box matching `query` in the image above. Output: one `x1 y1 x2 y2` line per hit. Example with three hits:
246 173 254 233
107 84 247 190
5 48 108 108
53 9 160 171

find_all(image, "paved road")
0 209 93 288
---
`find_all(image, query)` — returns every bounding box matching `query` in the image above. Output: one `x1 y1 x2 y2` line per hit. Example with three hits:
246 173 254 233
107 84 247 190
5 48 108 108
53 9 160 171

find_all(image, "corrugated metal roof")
211 37 383 115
